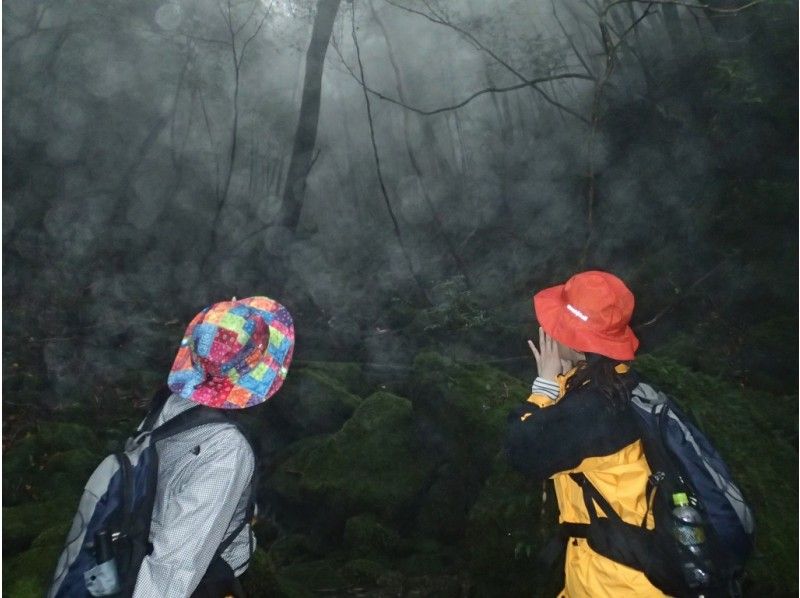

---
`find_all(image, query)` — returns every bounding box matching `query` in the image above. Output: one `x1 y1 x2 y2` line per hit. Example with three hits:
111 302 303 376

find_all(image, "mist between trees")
3 0 797 404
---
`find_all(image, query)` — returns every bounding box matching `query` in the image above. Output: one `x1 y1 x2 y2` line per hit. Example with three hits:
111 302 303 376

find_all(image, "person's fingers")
528 339 541 367
544 330 554 355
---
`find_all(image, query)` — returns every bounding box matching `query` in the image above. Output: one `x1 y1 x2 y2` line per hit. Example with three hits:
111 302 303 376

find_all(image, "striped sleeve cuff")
531 377 559 401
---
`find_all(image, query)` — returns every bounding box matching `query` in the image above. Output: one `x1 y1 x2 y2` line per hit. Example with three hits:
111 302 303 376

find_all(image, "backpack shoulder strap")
213 468 258 556
140 385 174 432
569 472 623 524
149 405 233 443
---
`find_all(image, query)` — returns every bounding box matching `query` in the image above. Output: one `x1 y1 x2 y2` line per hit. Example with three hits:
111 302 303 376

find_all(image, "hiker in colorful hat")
134 296 294 598
505 271 667 597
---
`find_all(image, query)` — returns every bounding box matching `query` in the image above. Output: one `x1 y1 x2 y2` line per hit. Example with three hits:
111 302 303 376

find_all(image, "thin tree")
278 0 342 231
368 0 474 289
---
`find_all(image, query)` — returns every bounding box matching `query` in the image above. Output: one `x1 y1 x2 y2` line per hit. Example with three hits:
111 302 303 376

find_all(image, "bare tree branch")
351 0 431 304
603 0 763 16
203 0 273 267
240 1 274 63
333 38 592 121
368 0 474 289
634 262 726 330
383 0 592 122
198 88 222 199
552 0 596 79
235 0 260 36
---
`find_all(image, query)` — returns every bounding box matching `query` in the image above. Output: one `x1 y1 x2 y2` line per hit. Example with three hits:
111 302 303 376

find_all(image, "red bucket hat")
167 296 295 409
533 271 639 361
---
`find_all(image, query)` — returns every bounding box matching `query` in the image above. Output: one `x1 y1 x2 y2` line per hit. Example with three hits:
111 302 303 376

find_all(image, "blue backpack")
47 389 256 597
570 381 755 597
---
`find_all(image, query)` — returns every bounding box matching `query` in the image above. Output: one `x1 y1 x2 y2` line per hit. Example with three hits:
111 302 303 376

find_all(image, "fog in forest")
6 0 794 405
4 1 798 596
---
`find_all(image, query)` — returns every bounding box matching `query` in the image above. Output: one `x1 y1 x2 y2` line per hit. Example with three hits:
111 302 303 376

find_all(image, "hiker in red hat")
506 271 666 597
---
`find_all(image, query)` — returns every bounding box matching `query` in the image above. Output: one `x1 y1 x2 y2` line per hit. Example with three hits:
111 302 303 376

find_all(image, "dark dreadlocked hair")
564 352 633 412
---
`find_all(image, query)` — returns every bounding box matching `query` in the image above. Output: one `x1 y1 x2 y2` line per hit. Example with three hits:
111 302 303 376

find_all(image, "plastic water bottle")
672 492 711 588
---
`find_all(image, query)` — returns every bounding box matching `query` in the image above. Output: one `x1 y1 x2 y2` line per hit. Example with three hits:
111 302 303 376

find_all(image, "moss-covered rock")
405 352 530 540
3 499 75 556
4 426 103 506
239 547 283 597
35 422 102 453
403 574 463 598
2 544 62 597
279 559 348 593
413 464 471 543
300 362 370 397
343 514 401 556
32 522 72 548
3 436 41 505
342 557 396 585
270 392 436 522
3 576 43 598
465 456 561 598
410 351 529 460
269 368 363 437
266 533 321 567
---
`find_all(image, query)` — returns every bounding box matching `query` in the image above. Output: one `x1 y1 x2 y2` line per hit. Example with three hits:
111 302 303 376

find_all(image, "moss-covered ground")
3 353 796 597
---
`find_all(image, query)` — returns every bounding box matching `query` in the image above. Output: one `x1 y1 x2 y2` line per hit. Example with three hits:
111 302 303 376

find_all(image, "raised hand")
527 327 564 382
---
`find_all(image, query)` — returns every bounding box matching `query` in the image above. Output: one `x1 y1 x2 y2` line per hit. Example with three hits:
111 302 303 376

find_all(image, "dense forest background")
3 0 797 596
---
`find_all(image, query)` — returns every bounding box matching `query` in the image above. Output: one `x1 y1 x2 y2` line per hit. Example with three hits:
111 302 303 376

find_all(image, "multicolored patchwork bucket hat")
167 296 294 409
533 270 639 361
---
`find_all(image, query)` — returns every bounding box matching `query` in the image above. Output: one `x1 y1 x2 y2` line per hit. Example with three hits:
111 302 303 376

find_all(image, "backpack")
567 381 755 597
47 388 258 598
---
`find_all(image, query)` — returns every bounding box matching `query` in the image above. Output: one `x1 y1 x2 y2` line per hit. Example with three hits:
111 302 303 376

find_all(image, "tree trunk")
369 0 473 288
661 3 685 51
278 0 341 231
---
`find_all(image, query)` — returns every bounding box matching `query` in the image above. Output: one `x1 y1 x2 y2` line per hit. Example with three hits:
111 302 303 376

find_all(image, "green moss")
279 559 347 593
269 576 315 598
401 552 447 576
343 514 401 556
465 456 560 597
4 577 42 598
341 558 394 584
35 422 101 453
411 351 529 446
406 352 531 540
239 548 283 597
2 544 62 597
3 499 74 556
32 523 71 548
4 431 103 506
299 362 369 397
266 534 320 567
406 576 463 597
271 392 435 519
270 368 363 436
3 436 40 505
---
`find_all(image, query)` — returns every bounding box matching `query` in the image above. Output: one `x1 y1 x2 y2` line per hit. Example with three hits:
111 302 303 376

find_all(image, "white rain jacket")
133 394 255 598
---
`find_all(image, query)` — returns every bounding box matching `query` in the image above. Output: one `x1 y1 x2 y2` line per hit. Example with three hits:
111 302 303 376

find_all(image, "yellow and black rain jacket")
506 366 668 598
